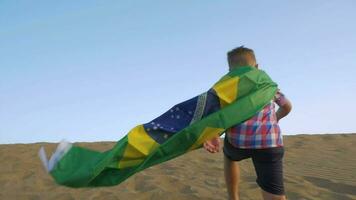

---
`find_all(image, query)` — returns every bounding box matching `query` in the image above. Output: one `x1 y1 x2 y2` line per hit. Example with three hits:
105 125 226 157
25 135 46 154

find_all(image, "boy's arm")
276 100 292 121
275 90 292 121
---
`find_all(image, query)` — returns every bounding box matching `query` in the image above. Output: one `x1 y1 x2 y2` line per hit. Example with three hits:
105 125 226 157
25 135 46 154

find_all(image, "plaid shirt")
226 90 288 149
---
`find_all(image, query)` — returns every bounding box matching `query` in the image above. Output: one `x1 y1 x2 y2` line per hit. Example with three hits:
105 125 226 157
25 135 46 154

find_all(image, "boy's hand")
203 136 220 153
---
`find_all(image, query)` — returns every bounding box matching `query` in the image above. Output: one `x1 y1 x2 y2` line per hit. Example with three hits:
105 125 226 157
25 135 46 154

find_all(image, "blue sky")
1 1 355 144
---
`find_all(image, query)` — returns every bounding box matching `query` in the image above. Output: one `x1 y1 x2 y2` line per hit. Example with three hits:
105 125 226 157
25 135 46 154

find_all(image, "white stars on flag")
168 106 184 120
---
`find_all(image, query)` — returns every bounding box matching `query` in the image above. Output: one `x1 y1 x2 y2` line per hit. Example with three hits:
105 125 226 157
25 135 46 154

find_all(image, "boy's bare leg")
224 155 240 200
261 189 286 200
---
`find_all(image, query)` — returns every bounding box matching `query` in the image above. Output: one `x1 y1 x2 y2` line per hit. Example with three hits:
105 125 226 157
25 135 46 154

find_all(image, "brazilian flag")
38 66 277 187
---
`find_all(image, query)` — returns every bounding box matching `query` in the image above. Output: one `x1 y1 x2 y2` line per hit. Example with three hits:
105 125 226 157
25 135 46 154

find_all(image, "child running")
203 46 292 200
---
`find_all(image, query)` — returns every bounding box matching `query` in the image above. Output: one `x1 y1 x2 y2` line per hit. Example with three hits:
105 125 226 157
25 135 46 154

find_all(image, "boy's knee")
261 190 286 200
266 195 286 200
262 189 286 200
273 196 286 200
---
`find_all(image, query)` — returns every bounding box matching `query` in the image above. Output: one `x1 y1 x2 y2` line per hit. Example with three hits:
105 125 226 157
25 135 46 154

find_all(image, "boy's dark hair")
227 46 257 68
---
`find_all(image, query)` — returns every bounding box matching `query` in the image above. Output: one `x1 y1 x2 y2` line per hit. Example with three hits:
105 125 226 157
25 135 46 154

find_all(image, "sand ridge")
1 134 356 200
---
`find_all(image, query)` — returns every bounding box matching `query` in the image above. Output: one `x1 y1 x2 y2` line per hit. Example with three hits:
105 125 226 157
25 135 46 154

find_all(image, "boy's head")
227 46 258 70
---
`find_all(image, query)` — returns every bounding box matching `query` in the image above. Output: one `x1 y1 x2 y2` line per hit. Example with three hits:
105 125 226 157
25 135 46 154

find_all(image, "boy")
203 46 292 200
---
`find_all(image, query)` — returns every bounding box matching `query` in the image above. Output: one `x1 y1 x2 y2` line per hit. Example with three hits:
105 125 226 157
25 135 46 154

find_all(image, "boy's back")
226 90 287 149
203 46 292 200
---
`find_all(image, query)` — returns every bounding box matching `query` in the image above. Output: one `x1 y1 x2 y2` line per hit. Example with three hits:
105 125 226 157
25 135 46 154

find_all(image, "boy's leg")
261 190 286 200
224 155 240 200
251 147 286 200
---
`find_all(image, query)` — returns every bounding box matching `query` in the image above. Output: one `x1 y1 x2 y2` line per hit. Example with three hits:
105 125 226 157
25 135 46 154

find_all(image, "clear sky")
1 1 355 144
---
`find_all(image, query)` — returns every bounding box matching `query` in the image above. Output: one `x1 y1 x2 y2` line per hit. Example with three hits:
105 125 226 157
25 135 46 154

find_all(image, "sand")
1 134 355 200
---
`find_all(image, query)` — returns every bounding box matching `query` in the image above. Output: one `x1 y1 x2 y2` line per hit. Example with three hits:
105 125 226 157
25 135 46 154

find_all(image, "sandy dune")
1 134 355 200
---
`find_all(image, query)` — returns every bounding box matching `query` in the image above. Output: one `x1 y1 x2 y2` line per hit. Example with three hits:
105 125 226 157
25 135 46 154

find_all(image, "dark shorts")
223 137 285 195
